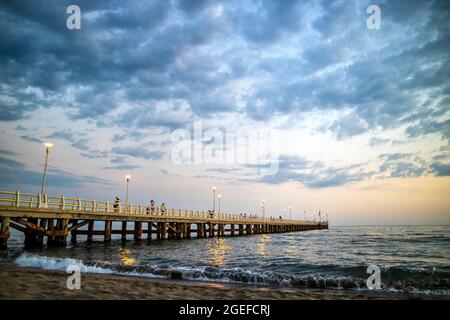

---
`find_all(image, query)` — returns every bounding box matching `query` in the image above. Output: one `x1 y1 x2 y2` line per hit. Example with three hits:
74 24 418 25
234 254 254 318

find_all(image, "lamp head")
43 142 54 151
126 174 131 181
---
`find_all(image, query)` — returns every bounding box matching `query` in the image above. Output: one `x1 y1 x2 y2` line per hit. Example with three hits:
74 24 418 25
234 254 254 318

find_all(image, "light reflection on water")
206 237 231 267
256 234 271 256
119 248 138 266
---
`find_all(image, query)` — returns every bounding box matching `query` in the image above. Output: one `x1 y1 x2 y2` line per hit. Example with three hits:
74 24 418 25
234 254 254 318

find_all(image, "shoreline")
0 265 446 300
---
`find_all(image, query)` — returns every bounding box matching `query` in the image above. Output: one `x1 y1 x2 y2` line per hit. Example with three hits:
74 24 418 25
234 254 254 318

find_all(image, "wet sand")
0 265 445 300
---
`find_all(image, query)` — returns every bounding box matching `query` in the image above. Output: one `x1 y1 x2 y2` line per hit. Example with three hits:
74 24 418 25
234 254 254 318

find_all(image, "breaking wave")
15 253 450 296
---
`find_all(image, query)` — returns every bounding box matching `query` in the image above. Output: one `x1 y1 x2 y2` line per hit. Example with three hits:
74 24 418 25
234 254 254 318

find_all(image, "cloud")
112 146 164 160
0 156 112 189
379 153 413 162
406 119 450 140
369 137 390 146
248 155 373 189
379 161 429 178
1 0 449 190
431 162 450 177
47 129 108 158
0 148 18 156
102 164 141 171
0 0 447 144
20 135 43 143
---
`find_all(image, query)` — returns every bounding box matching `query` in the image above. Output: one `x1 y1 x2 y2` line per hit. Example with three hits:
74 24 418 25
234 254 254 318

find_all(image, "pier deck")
0 191 328 248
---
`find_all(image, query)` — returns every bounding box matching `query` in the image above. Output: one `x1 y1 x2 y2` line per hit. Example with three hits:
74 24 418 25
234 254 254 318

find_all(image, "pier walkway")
0 191 328 248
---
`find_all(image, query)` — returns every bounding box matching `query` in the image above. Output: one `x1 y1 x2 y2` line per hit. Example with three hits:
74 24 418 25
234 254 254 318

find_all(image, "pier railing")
0 191 315 224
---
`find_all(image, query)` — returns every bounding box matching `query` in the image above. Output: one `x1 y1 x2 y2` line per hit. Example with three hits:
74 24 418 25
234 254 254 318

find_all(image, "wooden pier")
0 191 328 249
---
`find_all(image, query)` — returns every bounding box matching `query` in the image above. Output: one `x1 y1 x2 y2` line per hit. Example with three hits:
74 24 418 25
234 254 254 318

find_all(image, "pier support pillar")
239 224 244 236
104 220 112 242
56 219 68 245
121 221 127 241
87 220 94 243
0 217 10 249
208 223 214 237
161 222 167 239
71 219 78 243
176 223 182 239
197 223 204 238
147 222 152 240
186 223 191 239
230 224 235 236
156 223 161 240
24 218 42 248
134 222 142 241
37 218 47 244
167 223 175 239
47 219 55 244
218 224 225 236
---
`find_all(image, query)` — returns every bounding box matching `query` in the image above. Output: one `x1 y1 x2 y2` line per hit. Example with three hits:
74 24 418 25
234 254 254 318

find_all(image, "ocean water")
1 225 449 296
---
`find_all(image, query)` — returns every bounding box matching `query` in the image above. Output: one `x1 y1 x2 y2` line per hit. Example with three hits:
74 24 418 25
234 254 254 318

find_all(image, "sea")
1 225 449 296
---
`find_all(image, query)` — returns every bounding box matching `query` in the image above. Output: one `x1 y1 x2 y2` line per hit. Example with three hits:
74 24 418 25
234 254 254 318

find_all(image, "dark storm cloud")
232 0 306 44
1 0 449 188
1 0 448 135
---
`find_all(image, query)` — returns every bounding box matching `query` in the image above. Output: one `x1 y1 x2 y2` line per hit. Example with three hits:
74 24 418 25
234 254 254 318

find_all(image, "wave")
15 253 450 296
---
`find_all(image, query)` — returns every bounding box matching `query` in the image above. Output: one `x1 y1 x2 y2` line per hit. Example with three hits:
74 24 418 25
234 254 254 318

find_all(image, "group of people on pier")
238 213 259 220
112 197 271 220
113 197 166 215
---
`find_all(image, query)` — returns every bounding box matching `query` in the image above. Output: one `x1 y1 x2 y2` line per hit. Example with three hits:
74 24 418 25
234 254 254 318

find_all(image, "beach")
0 265 444 300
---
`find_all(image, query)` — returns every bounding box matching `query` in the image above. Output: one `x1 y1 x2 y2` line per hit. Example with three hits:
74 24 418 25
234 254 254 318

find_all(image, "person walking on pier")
113 197 120 213
150 200 155 214
160 203 166 215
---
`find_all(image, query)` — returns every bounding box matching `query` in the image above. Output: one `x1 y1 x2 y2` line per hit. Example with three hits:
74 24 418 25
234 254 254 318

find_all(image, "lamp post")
218 194 221 214
262 200 266 218
41 142 54 195
125 175 131 205
289 206 292 221
212 186 216 212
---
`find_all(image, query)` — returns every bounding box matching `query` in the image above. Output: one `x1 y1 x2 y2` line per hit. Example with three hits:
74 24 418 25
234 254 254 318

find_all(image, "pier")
0 191 328 249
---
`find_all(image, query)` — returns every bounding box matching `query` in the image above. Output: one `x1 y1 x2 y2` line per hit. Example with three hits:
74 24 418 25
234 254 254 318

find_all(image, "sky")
0 0 449 225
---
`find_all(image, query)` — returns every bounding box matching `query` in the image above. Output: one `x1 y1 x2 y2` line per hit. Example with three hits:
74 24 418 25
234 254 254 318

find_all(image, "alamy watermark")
170 121 280 176
366 265 381 289
66 5 81 30
66 264 81 290
367 5 381 30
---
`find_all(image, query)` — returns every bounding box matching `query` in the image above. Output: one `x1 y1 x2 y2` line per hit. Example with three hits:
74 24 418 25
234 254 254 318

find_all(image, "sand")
1 265 446 300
